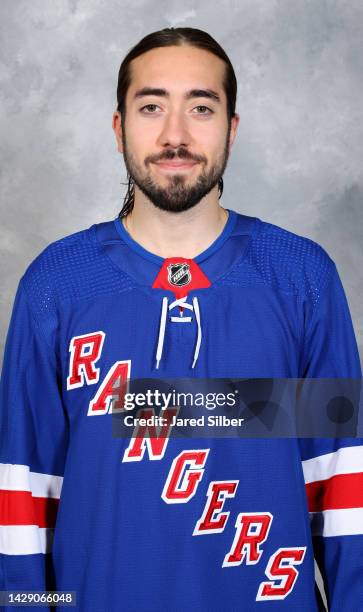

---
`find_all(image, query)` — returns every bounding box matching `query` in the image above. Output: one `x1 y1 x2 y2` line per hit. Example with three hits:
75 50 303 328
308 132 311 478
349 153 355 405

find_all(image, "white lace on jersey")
155 296 202 369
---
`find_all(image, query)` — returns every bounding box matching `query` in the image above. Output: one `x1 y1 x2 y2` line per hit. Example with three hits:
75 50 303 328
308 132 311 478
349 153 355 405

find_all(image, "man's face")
113 45 239 213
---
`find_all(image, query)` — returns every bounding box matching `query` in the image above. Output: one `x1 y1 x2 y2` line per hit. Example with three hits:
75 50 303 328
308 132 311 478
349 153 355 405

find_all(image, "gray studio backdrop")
1 0 362 366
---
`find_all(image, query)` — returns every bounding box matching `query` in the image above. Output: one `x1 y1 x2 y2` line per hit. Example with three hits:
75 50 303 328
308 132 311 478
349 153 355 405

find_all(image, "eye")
139 104 160 114
139 104 213 116
193 105 213 115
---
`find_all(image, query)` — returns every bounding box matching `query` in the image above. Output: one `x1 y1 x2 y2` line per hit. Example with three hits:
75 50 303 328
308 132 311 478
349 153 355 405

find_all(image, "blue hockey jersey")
0 209 362 611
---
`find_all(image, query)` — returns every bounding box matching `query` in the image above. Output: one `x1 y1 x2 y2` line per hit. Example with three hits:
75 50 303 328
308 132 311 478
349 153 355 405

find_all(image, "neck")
122 188 228 259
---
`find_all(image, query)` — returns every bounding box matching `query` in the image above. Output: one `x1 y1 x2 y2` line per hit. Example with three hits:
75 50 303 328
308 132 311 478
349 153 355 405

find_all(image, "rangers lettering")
162 449 210 503
122 408 178 462
88 360 131 416
193 480 239 535
256 547 306 600
67 331 105 389
223 512 273 567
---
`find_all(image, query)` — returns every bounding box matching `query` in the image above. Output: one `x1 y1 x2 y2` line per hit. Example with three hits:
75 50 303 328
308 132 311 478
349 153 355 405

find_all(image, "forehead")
127 45 226 100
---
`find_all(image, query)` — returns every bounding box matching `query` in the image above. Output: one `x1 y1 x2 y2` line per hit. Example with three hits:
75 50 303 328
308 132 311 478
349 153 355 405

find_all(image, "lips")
154 160 198 170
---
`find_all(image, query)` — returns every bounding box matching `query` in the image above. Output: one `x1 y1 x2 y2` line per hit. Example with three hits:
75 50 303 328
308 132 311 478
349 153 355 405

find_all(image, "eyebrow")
133 87 221 103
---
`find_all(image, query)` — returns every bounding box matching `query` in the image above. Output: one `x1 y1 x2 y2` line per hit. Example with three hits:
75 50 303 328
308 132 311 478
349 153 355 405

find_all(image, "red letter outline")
88 360 131 416
256 547 306 601
222 512 273 568
161 449 210 504
193 480 239 535
67 331 105 390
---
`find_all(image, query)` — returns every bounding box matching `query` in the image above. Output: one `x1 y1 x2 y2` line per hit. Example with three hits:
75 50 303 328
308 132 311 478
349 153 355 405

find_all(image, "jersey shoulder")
224 216 335 305
250 219 335 303
20 223 135 321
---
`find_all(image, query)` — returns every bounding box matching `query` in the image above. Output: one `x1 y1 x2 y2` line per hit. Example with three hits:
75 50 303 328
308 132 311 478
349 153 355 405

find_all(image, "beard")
121 123 231 214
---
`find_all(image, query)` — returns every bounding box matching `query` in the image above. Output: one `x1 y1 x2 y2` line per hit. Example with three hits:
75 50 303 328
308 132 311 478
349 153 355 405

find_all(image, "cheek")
193 120 228 151
125 123 156 159
202 135 228 163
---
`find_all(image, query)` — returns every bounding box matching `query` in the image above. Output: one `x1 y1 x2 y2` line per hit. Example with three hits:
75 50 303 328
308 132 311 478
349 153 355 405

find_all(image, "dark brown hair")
116 27 238 217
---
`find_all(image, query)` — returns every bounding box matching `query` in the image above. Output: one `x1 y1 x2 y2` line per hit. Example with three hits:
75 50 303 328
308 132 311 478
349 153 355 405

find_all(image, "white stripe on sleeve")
0 463 63 498
302 446 363 484
309 508 363 537
0 525 54 555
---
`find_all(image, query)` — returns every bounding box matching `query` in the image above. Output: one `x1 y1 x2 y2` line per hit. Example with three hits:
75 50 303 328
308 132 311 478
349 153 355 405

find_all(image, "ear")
228 113 240 152
112 111 124 153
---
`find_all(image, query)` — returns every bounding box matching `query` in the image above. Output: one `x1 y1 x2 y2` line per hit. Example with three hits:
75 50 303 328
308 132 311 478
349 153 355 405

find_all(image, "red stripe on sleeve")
0 490 59 528
305 472 363 512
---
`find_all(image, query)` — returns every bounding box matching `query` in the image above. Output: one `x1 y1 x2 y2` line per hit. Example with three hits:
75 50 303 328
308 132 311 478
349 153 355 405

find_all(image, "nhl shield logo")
167 263 192 287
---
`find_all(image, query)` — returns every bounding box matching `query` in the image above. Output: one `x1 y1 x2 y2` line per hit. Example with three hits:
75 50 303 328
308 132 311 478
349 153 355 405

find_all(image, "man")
0 27 362 611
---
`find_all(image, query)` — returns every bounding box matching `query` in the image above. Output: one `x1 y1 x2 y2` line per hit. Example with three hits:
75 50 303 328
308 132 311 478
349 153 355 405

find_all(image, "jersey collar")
113 209 238 265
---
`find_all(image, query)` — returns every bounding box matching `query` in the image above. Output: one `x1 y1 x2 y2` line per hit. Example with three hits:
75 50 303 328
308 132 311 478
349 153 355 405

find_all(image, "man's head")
112 27 239 216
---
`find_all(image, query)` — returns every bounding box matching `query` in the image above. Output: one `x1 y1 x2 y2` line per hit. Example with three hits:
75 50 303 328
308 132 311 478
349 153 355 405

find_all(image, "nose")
156 110 191 149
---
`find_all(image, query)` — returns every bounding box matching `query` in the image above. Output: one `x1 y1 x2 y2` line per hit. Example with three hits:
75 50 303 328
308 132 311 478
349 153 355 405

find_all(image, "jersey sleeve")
0 279 69 605
298 261 363 610
300 260 362 378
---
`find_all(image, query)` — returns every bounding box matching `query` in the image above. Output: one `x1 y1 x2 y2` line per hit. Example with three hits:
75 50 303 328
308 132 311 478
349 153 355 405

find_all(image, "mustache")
146 148 205 164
